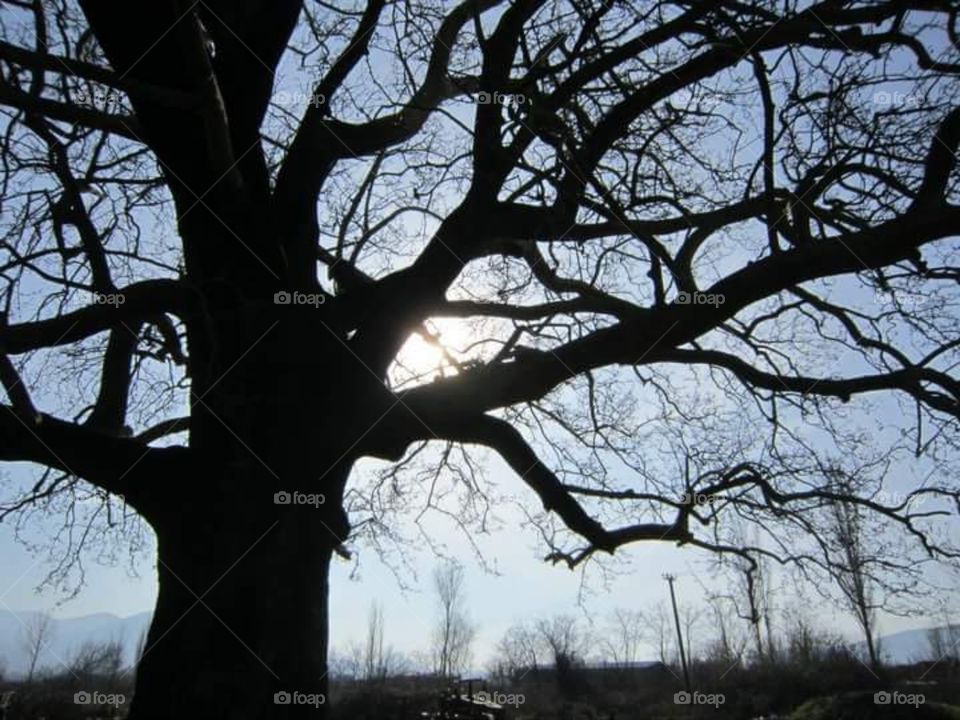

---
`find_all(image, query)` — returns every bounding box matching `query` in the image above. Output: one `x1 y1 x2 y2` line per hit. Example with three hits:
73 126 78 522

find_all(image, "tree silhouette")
430 561 475 678
1 1 959 718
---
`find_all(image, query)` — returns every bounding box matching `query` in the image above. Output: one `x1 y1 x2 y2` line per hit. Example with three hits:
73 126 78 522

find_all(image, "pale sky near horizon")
0 451 946 669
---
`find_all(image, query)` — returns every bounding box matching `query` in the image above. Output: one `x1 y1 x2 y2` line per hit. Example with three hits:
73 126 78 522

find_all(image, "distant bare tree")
604 608 645 667
493 623 541 680
781 605 850 667
828 494 882 672
19 613 53 683
430 562 475 678
363 602 386 684
715 530 778 664
643 602 674 667
680 604 703 664
926 603 960 664
703 594 748 666
536 615 588 673
69 639 123 682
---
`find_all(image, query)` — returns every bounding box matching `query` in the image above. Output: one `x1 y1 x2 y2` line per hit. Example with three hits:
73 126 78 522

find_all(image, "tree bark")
130 468 346 720
127 287 365 719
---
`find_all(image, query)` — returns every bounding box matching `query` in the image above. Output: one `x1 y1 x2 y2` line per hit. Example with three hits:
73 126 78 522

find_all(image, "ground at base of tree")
789 692 960 720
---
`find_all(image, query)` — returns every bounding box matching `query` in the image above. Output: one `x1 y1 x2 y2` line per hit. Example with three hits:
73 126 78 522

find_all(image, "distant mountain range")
860 625 956 665
0 610 151 678
0 609 951 679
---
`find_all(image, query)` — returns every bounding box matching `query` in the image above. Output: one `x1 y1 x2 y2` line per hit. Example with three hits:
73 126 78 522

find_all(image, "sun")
392 318 471 385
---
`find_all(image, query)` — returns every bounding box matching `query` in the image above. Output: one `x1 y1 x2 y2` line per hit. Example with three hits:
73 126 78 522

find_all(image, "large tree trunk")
129 463 347 719
126 287 372 718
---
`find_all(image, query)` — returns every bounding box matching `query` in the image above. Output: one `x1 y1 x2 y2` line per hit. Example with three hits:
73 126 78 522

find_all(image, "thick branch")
410 413 690 563
0 280 192 355
0 405 190 503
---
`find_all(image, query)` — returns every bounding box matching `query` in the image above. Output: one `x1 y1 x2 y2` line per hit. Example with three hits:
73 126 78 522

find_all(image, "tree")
493 615 587 688
535 614 589 695
712 523 778 664
1 2 960 718
829 495 882 671
19 613 54 683
492 622 541 681
603 608 645 668
68 638 124 683
430 561 475 678
643 602 675 668
338 602 409 685
925 599 960 664
703 593 749 667
363 602 386 684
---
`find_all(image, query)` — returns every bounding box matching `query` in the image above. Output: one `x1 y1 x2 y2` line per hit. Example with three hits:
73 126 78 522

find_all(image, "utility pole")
664 573 691 692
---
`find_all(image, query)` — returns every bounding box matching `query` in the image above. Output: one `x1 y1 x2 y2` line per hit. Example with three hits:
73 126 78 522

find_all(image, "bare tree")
537 615 588 671
493 622 542 680
925 602 960 664
680 604 703 665
703 594 748 667
1 2 960 718
714 526 778 664
781 604 849 667
19 613 53 683
430 561 475 678
603 608 645 667
354 602 409 685
643 602 675 668
363 602 386 684
68 638 124 683
828 493 882 672
535 614 589 696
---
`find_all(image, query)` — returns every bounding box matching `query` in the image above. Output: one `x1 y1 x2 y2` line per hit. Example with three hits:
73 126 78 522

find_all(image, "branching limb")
0 405 190 504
